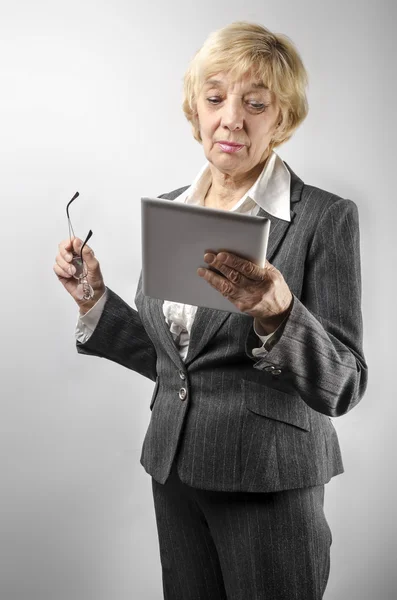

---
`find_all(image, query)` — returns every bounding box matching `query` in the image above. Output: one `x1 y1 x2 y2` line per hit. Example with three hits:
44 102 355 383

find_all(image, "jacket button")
265 365 275 372
179 387 187 401
272 369 282 376
179 370 186 380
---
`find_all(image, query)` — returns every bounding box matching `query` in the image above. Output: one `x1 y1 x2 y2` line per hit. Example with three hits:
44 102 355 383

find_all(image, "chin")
216 152 245 164
212 159 244 175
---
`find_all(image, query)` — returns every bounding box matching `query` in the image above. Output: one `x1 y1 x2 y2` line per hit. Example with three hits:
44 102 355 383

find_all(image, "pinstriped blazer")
76 161 368 493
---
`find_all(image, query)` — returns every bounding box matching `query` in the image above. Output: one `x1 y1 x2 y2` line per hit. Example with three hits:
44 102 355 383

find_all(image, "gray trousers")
151 461 332 600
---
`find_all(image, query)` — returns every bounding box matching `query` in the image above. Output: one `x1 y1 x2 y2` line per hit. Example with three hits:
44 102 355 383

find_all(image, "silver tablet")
141 197 270 313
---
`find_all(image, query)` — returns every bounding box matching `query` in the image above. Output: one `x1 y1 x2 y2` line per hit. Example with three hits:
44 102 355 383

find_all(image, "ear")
191 111 202 142
274 108 283 129
272 115 283 140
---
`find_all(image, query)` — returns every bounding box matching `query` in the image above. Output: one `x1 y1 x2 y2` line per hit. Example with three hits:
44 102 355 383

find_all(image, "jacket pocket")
150 377 159 411
241 378 311 432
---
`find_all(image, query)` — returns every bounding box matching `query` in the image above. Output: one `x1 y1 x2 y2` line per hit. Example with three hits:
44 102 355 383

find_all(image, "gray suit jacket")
77 162 368 493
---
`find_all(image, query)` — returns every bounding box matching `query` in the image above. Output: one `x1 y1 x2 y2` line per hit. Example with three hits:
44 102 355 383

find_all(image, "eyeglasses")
66 191 94 301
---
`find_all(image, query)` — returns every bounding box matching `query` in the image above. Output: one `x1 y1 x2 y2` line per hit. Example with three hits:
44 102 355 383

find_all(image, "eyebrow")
204 79 269 91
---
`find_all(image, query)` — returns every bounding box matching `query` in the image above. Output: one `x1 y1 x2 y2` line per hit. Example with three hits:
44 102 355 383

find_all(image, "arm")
54 236 157 381
249 199 368 417
76 287 158 382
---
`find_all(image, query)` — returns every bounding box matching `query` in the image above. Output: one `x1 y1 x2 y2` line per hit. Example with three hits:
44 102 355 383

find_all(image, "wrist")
257 295 294 335
78 285 106 315
256 315 284 336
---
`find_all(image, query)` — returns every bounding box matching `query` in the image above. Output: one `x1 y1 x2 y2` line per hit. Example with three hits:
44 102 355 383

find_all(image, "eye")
207 96 223 104
246 101 268 111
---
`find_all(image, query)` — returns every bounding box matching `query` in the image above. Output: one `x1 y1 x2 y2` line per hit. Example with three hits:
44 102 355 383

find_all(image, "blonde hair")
182 21 309 150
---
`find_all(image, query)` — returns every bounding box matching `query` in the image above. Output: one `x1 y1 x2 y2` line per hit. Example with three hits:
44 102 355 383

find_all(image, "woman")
54 22 368 600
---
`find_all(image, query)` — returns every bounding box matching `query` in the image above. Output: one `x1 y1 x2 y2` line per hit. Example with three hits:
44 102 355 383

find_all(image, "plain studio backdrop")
0 0 395 598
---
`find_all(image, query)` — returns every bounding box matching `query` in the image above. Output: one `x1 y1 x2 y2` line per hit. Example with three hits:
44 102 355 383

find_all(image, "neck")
204 155 270 210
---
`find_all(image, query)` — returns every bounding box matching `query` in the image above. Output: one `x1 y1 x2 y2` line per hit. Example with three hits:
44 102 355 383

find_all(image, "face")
195 71 281 178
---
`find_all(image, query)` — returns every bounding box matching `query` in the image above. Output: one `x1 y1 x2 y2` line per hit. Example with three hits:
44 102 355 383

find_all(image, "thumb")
264 259 276 271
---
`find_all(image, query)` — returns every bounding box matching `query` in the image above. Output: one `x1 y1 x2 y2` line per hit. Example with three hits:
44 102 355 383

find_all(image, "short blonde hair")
182 21 309 150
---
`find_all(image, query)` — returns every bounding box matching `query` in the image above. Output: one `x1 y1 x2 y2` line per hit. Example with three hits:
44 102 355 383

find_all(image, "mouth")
216 141 245 153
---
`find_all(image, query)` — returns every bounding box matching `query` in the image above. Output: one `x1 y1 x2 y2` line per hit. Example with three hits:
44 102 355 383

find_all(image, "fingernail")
65 253 73 261
69 265 76 275
204 253 216 264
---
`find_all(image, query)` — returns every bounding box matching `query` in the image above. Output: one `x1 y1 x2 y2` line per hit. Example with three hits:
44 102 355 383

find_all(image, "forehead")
202 71 270 92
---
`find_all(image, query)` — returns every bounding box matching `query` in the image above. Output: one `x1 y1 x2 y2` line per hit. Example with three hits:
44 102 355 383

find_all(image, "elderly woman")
54 21 367 600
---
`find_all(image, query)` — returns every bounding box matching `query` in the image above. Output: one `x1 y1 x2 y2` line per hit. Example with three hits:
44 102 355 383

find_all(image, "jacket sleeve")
247 198 368 417
76 287 158 382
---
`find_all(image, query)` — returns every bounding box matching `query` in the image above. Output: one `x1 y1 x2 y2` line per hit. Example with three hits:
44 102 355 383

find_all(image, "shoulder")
299 182 359 224
158 186 190 201
282 161 359 223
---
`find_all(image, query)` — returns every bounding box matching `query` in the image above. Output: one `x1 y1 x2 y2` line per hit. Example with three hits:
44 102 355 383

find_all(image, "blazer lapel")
257 206 295 262
143 293 230 370
184 307 230 366
258 162 304 262
149 297 186 369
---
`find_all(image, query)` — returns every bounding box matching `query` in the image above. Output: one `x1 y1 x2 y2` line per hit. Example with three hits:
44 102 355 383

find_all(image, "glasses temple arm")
80 230 93 265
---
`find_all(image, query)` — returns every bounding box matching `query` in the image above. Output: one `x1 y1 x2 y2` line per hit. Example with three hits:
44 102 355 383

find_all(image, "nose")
220 97 244 131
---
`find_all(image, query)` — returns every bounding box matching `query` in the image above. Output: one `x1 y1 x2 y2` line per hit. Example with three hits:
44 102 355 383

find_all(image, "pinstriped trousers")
151 461 332 600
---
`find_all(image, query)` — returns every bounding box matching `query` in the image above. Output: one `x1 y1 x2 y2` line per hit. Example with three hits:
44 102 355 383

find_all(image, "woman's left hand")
197 251 293 335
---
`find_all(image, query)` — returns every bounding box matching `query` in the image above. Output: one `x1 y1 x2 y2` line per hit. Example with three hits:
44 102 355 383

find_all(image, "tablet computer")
141 197 270 313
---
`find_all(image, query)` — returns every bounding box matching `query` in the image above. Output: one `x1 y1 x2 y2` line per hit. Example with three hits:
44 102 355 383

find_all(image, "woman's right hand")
54 237 106 313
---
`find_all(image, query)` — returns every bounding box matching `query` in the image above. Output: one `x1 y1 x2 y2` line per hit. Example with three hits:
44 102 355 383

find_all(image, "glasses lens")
76 280 94 301
71 255 88 279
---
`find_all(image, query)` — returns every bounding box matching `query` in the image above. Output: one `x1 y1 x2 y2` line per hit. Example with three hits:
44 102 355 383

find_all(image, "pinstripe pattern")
152 460 331 599
76 161 368 493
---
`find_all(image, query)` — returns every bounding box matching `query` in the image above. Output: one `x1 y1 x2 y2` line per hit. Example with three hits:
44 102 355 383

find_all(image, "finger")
197 266 238 299
204 253 249 287
53 262 74 279
216 252 265 281
264 259 277 272
56 254 76 277
58 238 75 261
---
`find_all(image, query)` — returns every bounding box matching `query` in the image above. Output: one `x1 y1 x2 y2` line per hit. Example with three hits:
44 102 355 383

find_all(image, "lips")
216 141 245 153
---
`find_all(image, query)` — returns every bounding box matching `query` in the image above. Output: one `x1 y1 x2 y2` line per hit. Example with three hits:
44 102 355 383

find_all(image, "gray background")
0 0 395 598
